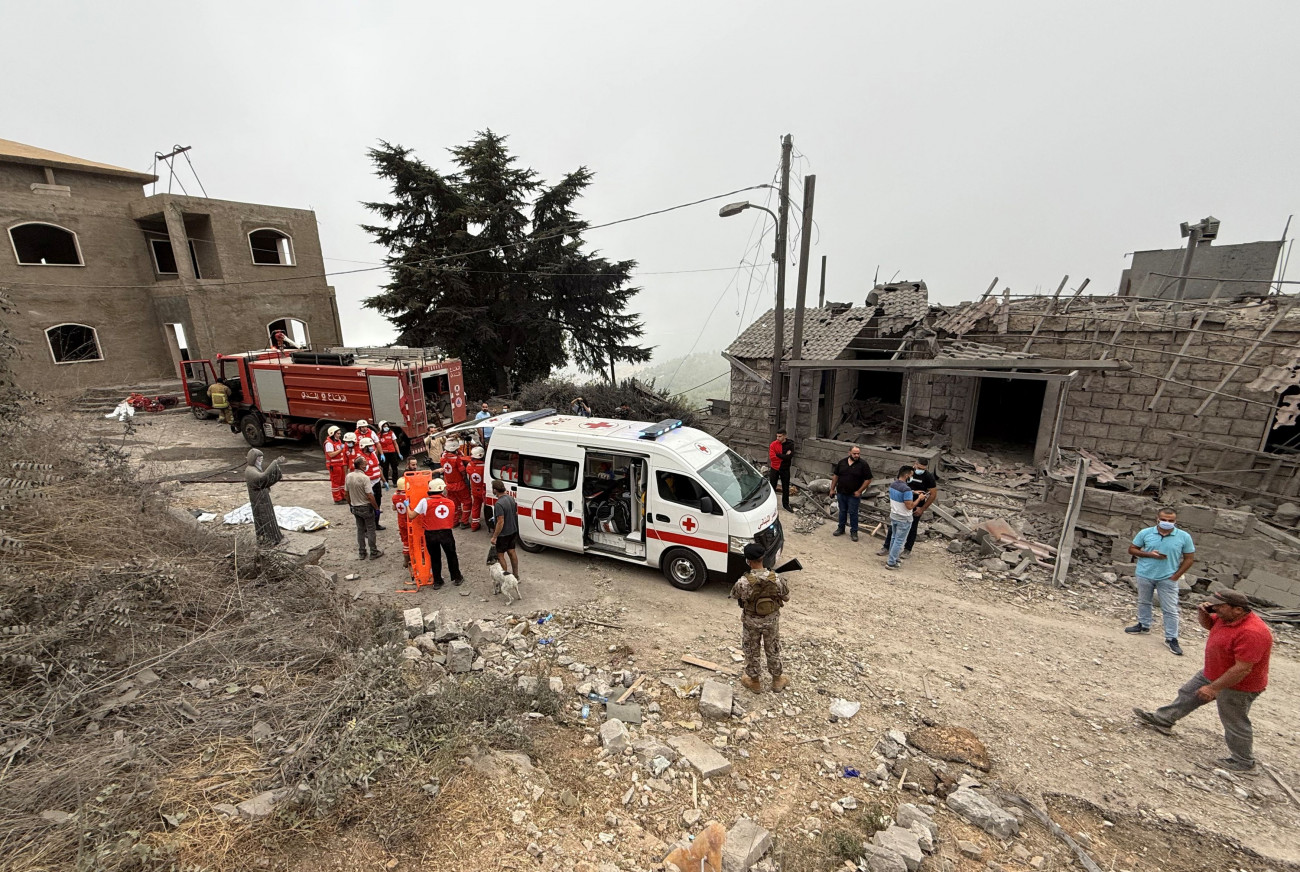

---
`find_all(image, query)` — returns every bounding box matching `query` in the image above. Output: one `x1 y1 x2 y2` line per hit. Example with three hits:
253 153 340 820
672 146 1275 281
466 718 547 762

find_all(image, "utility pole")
769 134 793 430
786 174 815 436
817 255 827 308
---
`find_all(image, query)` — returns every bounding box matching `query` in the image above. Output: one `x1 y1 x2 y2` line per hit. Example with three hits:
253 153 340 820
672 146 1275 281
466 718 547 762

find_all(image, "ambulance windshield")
699 449 769 511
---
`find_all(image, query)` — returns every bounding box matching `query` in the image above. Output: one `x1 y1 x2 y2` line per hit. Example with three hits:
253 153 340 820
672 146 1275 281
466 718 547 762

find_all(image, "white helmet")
327 425 340 437
356 419 369 428
471 446 484 459
378 420 390 430
343 432 356 444
429 478 446 493
446 438 461 452
360 437 375 448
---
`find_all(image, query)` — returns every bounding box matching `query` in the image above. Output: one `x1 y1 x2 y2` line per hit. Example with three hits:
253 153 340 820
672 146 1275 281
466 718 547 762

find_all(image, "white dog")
490 563 521 604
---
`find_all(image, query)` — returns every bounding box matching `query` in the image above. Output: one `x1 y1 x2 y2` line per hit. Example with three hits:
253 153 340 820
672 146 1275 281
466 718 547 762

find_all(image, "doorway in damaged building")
969 377 1045 459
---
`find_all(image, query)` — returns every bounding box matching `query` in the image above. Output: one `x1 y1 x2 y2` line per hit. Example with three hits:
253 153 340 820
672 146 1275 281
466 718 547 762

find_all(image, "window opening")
149 237 178 274
1265 386 1300 454
249 228 294 265
490 449 519 483
656 470 709 508
267 318 309 349
970 377 1045 458
10 223 82 265
46 324 102 363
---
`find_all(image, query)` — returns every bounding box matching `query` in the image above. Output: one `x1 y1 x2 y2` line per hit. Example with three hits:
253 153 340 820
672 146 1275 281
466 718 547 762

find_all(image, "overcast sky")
5 2 1298 367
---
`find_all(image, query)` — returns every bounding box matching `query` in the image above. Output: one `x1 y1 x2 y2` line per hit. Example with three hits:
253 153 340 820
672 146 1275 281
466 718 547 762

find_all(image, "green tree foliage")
363 132 651 397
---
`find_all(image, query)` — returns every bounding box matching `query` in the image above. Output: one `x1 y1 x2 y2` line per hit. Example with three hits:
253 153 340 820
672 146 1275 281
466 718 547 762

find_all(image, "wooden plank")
929 504 973 536
616 674 646 704
1194 295 1298 416
1022 275 1069 353
681 654 740 676
1051 457 1089 588
787 358 1130 371
1147 281 1224 410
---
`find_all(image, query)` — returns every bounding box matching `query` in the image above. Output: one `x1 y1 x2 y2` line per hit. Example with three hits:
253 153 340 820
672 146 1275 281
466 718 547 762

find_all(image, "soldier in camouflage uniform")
731 542 790 693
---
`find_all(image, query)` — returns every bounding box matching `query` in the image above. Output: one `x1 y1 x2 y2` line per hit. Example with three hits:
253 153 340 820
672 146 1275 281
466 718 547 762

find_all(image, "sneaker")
1166 638 1184 656
901 549 912 559
740 675 762 694
876 547 888 556
357 552 367 560
1216 757 1256 772
833 528 845 537
375 524 386 531
771 675 789 692
1124 623 1150 634
1132 708 1174 735
452 577 464 586
369 550 383 559
886 563 899 570
433 581 444 590
850 531 858 542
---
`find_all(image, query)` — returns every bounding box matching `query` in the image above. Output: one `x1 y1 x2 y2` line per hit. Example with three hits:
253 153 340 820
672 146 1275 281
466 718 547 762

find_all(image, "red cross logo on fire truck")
532 496 565 537
580 421 616 430
679 514 699 534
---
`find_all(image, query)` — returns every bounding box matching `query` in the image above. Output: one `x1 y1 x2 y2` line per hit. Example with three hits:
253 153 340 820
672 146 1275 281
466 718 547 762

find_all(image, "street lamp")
720 199 787 427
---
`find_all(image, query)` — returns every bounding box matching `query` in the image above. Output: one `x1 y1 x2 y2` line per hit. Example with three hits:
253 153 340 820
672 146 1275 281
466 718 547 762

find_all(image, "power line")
0 182 774 291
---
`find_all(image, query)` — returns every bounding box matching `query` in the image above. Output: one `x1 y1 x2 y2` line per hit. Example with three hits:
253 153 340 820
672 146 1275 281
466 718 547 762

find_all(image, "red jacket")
324 436 348 468
361 450 383 484
440 451 468 492
466 458 486 495
769 439 786 470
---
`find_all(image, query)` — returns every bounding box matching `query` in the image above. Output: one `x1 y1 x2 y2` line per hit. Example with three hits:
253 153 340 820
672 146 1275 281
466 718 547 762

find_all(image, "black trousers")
371 482 383 521
884 513 922 551
768 465 791 508
381 454 400 485
424 529 462 584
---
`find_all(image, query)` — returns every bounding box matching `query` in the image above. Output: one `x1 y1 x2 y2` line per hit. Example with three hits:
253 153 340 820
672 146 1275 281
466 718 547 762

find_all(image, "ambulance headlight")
728 535 751 554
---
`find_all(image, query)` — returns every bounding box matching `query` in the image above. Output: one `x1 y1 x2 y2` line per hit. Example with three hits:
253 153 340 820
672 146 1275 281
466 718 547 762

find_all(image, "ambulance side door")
646 467 729 573
493 444 585 553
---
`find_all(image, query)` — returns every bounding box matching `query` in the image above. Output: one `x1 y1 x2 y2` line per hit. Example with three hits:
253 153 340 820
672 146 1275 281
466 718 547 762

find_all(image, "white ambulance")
443 409 783 590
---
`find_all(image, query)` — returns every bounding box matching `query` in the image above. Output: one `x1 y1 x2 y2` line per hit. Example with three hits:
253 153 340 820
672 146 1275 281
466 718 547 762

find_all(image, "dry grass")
0 415 552 872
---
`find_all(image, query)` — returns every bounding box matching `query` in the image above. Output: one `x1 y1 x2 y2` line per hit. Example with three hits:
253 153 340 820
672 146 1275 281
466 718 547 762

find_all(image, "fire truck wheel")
518 538 546 554
314 421 338 447
661 548 708 591
240 414 268 448
191 405 211 421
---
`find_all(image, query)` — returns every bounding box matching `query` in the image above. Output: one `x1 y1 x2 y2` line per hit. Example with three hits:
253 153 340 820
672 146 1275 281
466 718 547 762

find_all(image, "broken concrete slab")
402 607 424 638
667 734 733 778
446 639 474 673
236 789 290 820
606 701 642 724
1236 566 1300 608
600 718 630 753
872 825 923 872
633 737 678 765
946 787 1019 839
273 531 327 566
859 844 909 872
722 817 773 872
700 679 734 719
301 564 338 585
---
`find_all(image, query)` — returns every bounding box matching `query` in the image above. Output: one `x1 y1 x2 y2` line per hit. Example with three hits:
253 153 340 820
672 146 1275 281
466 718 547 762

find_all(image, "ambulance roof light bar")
509 408 557 426
638 419 684 440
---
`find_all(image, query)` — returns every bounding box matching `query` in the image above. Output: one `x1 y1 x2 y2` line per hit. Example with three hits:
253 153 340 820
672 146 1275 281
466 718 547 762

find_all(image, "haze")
4 1 1297 365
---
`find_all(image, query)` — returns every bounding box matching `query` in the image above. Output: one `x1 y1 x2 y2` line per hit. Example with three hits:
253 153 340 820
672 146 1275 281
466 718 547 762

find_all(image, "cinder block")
1215 509 1256 536
1108 492 1152 516
1243 568 1300 608
1082 488 1114 512
1174 504 1217 533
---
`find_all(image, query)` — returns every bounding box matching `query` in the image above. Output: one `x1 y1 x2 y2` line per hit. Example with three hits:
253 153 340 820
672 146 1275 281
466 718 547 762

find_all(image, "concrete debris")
606 701 642 724
722 817 772 872
633 737 678 765
895 803 937 838
871 825 925 872
700 679 734 719
828 698 860 719
945 787 1020 839
599 718 630 753
402 607 424 638
667 734 733 778
957 839 984 858
859 843 910 872
446 640 474 673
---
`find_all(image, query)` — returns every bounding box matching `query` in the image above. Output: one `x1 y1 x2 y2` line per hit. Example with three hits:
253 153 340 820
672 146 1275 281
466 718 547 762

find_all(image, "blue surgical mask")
1157 520 1176 532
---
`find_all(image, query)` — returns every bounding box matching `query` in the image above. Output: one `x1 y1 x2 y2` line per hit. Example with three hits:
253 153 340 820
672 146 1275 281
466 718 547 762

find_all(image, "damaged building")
0 138 344 393
720 233 1300 503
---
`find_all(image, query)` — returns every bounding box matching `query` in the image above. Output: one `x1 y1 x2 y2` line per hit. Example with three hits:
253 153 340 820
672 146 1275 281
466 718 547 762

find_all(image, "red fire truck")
181 346 468 453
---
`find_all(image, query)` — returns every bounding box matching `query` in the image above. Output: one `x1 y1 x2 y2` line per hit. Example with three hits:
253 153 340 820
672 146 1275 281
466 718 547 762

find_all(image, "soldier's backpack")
749 572 785 616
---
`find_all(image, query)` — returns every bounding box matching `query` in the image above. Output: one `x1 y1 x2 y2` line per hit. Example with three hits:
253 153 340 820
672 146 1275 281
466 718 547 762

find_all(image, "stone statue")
245 448 284 547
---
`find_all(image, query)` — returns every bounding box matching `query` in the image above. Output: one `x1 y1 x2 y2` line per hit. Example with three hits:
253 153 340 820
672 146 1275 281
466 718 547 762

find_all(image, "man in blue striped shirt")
885 466 922 570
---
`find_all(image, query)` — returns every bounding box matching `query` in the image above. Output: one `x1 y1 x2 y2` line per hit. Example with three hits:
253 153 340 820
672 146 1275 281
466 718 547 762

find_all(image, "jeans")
836 493 861 533
1137 575 1180 639
884 513 921 552
351 505 377 555
887 518 912 566
1152 670 1261 765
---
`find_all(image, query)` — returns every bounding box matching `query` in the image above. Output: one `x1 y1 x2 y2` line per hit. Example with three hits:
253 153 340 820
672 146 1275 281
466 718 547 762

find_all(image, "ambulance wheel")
240 414 267 448
661 548 707 591
519 538 546 554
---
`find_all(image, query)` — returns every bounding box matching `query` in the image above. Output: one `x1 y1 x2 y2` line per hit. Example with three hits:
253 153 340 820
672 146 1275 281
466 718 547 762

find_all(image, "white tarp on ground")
222 504 330 532
105 401 136 422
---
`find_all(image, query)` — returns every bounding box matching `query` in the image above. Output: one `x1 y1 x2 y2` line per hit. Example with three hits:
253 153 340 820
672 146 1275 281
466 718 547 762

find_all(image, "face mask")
1157 520 1176 531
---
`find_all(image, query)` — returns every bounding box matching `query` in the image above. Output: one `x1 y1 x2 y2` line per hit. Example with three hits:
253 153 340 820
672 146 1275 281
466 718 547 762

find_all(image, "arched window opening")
10 223 83 265
268 318 309 349
46 323 102 363
249 228 294 266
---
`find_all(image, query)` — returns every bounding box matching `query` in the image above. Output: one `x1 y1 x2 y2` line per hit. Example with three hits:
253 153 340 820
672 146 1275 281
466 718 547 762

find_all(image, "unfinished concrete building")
719 235 1300 503
0 139 344 393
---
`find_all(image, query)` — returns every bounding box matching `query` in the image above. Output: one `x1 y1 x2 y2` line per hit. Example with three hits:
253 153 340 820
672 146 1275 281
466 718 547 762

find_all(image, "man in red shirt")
767 429 793 511
1133 589 1273 771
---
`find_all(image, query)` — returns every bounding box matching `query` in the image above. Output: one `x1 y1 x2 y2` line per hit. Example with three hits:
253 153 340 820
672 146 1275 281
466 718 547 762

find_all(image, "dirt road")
114 410 1300 865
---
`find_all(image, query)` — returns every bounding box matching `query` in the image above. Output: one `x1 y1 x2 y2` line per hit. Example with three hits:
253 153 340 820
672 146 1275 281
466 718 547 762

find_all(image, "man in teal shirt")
1126 507 1196 656
475 402 494 443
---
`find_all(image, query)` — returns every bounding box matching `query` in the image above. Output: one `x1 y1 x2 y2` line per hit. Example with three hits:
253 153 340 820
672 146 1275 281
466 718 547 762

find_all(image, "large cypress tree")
362 132 651 397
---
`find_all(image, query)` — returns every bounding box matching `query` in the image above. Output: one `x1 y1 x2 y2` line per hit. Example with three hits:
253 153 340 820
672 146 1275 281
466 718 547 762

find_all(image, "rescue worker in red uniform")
355 419 384 483
323 425 348 504
467 445 487 532
412 478 463 589
393 476 410 567
359 437 385 530
342 431 358 470
377 421 402 487
440 438 472 528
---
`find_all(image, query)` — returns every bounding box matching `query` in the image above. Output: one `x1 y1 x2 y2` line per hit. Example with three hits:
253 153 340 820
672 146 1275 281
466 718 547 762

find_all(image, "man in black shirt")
829 446 873 542
880 456 938 558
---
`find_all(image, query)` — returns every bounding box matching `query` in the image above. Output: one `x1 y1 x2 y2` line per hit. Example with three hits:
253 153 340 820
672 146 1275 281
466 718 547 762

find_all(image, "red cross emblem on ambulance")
581 421 616 430
532 496 565 536
695 443 712 455
433 504 451 520
679 514 699 534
